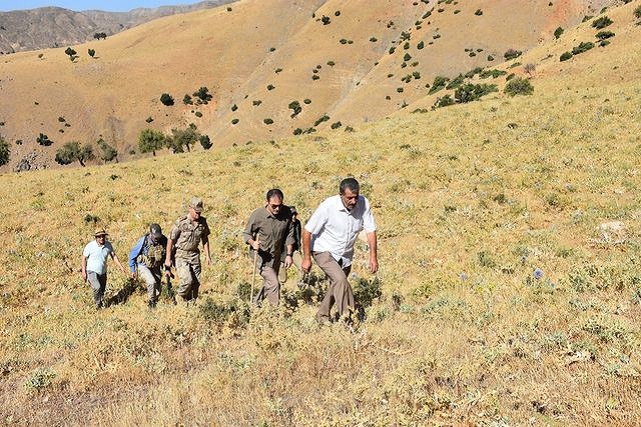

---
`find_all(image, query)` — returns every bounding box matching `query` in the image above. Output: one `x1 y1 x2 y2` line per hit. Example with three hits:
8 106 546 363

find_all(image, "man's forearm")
302 230 312 260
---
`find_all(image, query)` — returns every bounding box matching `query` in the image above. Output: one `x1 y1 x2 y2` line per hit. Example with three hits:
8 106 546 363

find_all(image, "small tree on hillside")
64 47 77 61
138 128 166 156
193 87 212 104
504 77 534 96
93 32 107 40
55 141 94 166
97 138 118 163
166 125 200 153
37 133 53 146
0 135 10 166
88 48 96 58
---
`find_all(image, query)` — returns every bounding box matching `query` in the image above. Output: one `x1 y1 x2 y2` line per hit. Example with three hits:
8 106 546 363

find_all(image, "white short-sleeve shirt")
83 240 114 275
305 194 376 267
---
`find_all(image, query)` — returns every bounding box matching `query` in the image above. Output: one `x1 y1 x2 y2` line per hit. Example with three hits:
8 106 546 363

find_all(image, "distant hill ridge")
0 0 236 54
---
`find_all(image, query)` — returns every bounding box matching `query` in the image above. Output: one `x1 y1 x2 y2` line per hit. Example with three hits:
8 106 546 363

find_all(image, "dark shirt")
244 206 295 265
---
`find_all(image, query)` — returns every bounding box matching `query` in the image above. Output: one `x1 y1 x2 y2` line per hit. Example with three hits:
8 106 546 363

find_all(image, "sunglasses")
269 204 282 209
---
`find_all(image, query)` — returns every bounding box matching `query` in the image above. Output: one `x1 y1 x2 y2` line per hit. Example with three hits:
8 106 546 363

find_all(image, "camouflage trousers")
175 257 201 301
137 265 162 304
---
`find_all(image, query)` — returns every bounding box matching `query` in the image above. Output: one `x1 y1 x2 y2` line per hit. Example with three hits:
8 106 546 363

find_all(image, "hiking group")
81 177 378 324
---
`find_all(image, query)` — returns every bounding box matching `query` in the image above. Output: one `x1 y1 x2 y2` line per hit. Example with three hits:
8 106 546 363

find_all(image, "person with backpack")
129 223 168 308
82 227 127 309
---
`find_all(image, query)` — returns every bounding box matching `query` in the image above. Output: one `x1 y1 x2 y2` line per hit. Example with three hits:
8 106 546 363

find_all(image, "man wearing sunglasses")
82 227 126 309
244 188 295 306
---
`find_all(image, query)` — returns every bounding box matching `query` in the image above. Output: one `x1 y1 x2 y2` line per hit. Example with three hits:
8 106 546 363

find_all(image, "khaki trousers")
313 251 353 321
254 252 281 306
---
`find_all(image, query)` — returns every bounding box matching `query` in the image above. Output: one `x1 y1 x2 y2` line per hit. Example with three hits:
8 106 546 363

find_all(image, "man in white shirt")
82 227 126 309
302 178 378 324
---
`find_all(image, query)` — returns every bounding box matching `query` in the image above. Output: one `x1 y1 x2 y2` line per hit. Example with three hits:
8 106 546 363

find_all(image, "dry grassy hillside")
1 3 641 424
0 0 622 171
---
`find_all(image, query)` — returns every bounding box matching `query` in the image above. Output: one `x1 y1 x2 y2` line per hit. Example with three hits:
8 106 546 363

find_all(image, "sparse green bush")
455 83 498 103
321 15 331 25
36 133 53 146
595 30 615 40
428 76 449 94
635 6 641 19
160 93 174 106
554 27 564 39
288 101 302 117
194 111 203 118
475 9 483 16
388 46 396 54
504 48 522 60
304 99 312 105
0 135 9 166
263 118 274 125
433 95 454 108
167 125 200 153
592 16 613 29
55 141 94 167
572 41 594 55
231 104 238 112
267 84 275 91
504 77 534 96
480 69 507 79
417 41 424 49
193 87 212 103
446 74 465 90
138 128 165 156
252 100 262 106
183 94 193 105
314 115 330 126
199 135 212 150
293 128 303 135
560 51 573 61
330 121 342 129
231 118 239 125
88 48 95 58
97 138 118 163
24 368 56 393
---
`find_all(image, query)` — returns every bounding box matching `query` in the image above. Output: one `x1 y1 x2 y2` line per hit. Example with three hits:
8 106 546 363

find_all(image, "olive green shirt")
244 206 294 266
170 215 210 263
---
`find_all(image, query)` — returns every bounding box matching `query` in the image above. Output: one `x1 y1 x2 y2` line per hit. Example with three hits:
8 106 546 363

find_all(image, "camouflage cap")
189 197 204 213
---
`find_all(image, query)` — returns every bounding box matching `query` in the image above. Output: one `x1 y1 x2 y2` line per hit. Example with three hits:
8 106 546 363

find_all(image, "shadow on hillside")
106 278 141 307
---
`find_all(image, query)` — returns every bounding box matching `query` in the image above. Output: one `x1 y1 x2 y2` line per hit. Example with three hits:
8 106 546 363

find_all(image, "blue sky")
0 1 198 12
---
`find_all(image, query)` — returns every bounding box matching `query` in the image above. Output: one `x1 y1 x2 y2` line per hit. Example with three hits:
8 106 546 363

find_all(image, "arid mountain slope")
0 0 236 54
0 0 630 171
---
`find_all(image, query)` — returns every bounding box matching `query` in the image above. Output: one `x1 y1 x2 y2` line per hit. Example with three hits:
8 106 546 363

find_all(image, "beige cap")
189 197 204 212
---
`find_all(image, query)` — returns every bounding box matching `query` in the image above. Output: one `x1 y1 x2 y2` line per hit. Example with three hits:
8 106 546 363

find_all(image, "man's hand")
82 271 87 282
302 257 312 274
251 240 260 251
131 271 137 279
369 257 378 274
206 256 212 266
285 255 293 269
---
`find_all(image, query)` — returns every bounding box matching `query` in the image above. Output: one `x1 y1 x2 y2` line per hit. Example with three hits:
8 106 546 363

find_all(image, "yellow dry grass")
2 1 641 425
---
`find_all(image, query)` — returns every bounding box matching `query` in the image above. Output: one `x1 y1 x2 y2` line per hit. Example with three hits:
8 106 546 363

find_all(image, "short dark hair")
266 188 284 201
339 178 359 194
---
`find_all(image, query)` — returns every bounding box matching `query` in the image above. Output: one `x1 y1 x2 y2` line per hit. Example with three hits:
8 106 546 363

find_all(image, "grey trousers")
313 251 354 321
175 258 201 301
87 271 107 308
138 265 162 304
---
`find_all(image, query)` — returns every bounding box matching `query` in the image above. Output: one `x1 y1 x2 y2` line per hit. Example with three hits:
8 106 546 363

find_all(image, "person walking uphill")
165 197 212 303
129 223 168 308
244 189 295 306
82 227 126 309
302 178 378 324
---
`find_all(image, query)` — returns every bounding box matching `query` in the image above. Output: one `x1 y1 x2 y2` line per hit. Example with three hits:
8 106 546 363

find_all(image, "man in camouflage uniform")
129 223 168 308
165 197 212 302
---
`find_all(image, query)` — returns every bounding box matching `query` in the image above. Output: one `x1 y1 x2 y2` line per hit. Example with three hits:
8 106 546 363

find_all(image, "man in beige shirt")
244 189 295 305
165 197 211 302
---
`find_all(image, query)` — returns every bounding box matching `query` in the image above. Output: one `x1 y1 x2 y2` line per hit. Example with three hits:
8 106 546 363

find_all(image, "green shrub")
55 141 94 166
160 93 174 106
388 46 396 54
231 104 238 112
252 100 262 106
293 128 303 135
475 9 483 16
183 94 193 105
504 48 522 60
327 61 335 66
314 115 330 126
595 30 615 40
193 87 212 103
288 101 302 117
194 111 203 118
480 69 507 79
304 99 312 105
572 41 594 55
592 16 613 29
554 27 564 39
330 121 342 129
403 53 412 61
446 74 465 90
455 83 498 103
433 95 454 108
24 368 56 393
36 133 53 146
231 118 239 125
417 41 424 49
0 135 9 166
635 6 641 19
166 125 200 153
267 84 275 91
97 138 118 163
138 128 166 156
199 135 212 150
428 76 449 94
504 77 534 96
560 51 573 61
263 118 274 125
88 48 95 58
